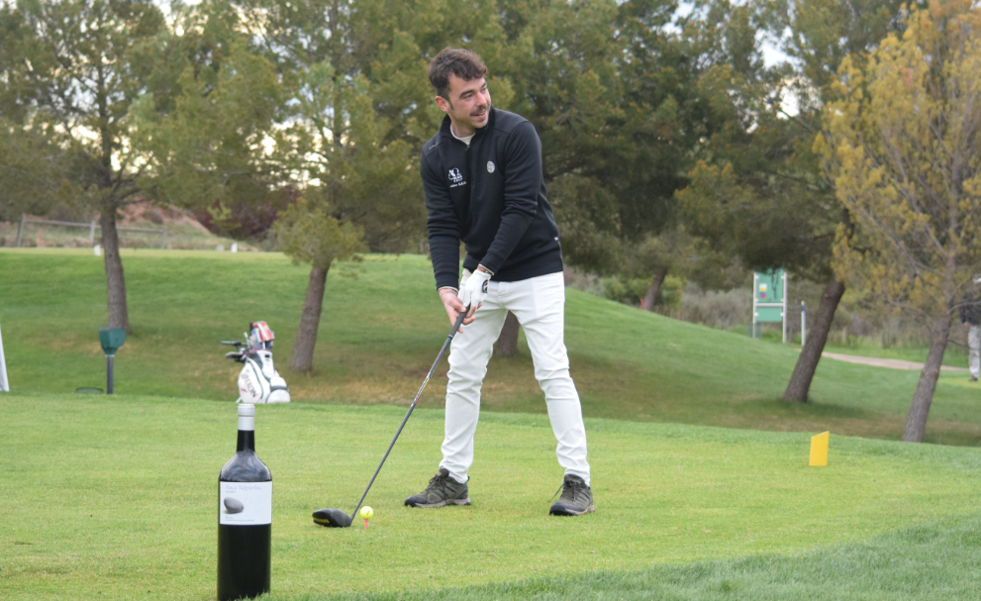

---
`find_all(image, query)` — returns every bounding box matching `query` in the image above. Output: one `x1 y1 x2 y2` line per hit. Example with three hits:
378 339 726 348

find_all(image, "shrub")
600 276 655 306
664 285 749 330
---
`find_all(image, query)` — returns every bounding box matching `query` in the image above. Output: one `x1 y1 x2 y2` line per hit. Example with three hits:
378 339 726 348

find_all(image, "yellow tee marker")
809 431 829 466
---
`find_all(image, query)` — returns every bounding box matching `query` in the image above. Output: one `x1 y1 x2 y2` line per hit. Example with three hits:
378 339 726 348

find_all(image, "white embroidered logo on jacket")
487 161 496 173
448 168 465 187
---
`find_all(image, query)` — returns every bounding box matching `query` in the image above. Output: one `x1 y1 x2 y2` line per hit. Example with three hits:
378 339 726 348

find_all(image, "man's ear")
434 95 451 113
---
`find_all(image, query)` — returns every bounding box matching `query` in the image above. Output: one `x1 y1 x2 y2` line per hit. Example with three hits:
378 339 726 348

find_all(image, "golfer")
404 48 593 516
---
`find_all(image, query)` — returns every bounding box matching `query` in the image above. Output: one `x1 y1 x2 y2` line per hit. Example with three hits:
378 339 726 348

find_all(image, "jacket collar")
439 106 497 141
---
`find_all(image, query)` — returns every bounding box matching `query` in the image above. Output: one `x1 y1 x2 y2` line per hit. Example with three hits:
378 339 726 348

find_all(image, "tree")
238 0 430 371
232 0 443 253
0 125 61 221
0 0 168 332
626 228 733 311
231 0 521 366
131 1 290 225
678 0 907 402
497 0 716 309
274 199 365 372
817 0 981 442
493 311 521 357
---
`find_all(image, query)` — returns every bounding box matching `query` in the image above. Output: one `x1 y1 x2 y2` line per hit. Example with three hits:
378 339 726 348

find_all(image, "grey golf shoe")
549 474 595 516
404 468 471 508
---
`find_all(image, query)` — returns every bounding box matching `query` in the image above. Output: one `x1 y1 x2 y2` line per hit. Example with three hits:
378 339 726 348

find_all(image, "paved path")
822 351 968 372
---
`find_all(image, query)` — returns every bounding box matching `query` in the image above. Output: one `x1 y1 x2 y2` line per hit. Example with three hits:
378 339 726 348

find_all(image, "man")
960 274 981 382
405 48 593 516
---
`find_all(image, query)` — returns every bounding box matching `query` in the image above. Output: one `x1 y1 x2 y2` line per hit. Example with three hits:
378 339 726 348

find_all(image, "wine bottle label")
219 482 272 525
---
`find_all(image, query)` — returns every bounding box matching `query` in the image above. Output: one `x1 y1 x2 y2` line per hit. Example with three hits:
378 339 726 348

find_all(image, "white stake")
801 301 807 347
0 321 9 392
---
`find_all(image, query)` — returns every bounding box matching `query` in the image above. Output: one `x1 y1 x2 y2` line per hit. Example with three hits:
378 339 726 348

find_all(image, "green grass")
4 249 981 600
2 394 980 600
2 248 979 445
308 512 981 600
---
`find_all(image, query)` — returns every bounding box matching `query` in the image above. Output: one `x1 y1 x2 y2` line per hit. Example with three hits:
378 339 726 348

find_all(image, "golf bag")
222 321 291 404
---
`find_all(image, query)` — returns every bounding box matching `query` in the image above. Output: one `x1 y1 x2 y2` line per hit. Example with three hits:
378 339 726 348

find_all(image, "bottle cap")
237 404 256 431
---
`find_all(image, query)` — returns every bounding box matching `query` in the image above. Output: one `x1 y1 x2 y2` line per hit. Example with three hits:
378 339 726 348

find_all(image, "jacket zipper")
465 143 475 233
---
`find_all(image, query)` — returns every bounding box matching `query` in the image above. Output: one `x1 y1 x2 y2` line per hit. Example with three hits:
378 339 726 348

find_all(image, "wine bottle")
217 404 272 601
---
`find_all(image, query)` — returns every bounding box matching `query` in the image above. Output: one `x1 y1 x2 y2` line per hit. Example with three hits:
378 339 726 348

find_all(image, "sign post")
753 270 788 342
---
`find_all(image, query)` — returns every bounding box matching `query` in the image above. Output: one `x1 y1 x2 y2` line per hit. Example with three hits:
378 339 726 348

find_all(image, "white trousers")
440 271 591 485
970 325 980 379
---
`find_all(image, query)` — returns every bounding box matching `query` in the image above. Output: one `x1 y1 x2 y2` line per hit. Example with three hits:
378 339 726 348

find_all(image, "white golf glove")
458 267 492 311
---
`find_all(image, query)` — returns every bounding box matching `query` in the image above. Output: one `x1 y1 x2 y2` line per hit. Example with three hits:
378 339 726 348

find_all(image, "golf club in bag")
313 308 469 528
221 321 291 404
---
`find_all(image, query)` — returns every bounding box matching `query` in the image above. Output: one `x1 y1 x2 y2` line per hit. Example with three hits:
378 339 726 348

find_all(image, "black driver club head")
311 310 469 532
312 508 353 528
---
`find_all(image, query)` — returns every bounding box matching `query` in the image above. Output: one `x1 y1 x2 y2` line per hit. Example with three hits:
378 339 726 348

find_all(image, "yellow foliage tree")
817 0 981 442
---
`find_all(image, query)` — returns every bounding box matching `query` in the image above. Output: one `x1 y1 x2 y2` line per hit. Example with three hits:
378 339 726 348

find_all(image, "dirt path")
822 351 968 372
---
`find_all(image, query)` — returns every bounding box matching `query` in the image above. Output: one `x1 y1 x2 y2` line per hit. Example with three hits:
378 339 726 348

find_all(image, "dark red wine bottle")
217 404 272 601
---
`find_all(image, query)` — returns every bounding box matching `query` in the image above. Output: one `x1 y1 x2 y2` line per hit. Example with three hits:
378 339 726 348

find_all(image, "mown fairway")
2 248 981 445
2 249 981 600
2 395 980 600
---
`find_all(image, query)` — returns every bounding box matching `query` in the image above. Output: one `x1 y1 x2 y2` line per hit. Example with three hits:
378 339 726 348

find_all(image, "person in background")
960 274 981 382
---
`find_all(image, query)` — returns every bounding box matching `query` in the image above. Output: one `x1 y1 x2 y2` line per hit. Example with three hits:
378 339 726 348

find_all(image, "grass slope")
1 249 979 445
2 395 980 600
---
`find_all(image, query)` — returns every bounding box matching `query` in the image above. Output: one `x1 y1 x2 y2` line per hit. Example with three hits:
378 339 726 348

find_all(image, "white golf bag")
222 321 290 404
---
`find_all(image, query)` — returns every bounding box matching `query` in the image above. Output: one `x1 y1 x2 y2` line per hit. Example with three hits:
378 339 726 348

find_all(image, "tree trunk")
782 274 845 402
642 266 669 312
494 311 521 357
100 207 130 333
290 264 329 372
902 316 951 442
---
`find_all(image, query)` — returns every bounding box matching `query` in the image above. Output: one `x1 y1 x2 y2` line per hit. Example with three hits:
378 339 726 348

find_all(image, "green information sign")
753 270 788 341
754 271 785 323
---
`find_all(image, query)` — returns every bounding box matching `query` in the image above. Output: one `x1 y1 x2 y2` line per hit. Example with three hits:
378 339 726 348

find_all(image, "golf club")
313 306 470 528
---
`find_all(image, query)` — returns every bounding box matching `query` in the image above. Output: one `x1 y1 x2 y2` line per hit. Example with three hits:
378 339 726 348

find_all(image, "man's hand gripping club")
439 267 492 331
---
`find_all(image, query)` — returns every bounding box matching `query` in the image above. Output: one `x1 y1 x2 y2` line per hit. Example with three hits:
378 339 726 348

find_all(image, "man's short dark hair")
428 48 487 99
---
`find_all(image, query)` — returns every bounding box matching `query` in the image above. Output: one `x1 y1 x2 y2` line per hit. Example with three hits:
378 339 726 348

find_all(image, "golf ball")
360 506 374 520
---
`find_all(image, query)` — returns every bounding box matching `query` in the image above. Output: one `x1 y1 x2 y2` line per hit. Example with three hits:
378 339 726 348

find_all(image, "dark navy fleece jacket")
421 107 564 291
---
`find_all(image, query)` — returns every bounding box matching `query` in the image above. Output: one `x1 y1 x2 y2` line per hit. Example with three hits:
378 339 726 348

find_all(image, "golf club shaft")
348 308 469 519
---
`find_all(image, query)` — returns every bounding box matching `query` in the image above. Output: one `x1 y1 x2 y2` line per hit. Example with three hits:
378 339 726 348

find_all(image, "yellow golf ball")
359 506 374 520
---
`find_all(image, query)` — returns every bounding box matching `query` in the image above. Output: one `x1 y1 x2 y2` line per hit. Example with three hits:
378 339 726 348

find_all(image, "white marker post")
0 321 9 392
801 301 807 347
783 270 788 343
